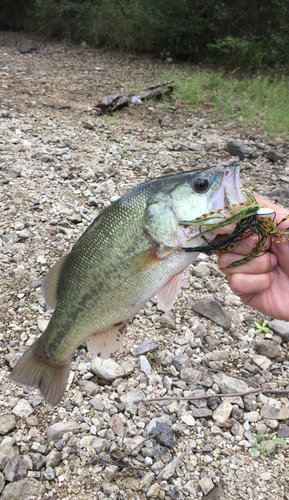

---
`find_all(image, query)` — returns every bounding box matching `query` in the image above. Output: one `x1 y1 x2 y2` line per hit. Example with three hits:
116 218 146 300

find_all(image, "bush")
1 0 289 69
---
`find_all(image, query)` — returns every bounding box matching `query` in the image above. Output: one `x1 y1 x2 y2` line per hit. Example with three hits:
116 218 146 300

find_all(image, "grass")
161 67 289 138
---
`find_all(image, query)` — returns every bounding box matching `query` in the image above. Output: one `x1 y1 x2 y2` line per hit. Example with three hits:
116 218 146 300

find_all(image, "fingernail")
270 254 278 268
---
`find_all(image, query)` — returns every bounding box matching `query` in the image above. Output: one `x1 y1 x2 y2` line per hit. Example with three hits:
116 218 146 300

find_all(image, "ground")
0 31 289 500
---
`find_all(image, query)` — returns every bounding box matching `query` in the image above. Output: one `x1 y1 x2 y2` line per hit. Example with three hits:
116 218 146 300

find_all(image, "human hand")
217 197 289 320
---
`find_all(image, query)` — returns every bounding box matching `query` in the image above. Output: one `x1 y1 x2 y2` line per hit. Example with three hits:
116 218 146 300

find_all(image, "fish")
9 165 245 406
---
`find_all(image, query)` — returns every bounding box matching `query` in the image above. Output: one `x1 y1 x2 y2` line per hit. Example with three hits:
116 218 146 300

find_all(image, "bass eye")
194 178 209 193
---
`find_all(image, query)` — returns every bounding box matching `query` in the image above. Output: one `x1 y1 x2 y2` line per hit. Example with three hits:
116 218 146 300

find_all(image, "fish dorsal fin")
156 272 182 312
41 255 70 310
87 323 127 359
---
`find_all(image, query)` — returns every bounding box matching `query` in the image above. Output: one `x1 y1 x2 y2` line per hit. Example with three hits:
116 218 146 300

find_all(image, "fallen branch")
134 388 289 403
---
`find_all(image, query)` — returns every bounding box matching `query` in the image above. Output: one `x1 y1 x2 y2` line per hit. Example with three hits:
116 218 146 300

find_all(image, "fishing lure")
180 193 289 268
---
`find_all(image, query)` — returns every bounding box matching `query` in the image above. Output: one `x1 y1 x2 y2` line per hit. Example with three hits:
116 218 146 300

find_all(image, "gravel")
0 31 289 500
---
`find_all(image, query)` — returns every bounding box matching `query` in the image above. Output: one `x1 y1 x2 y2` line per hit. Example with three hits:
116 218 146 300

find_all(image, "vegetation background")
1 0 289 69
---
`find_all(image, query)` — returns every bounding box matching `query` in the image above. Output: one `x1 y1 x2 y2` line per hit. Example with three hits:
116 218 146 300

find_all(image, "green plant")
252 432 287 457
254 319 270 333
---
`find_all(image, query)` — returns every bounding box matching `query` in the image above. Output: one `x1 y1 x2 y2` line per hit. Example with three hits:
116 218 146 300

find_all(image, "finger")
218 251 278 275
228 271 274 296
215 235 259 258
255 196 289 227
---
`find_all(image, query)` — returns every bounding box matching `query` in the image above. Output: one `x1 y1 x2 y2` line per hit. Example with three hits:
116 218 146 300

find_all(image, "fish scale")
10 165 245 405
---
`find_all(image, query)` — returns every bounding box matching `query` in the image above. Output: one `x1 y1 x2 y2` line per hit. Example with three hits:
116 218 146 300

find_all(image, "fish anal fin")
41 254 70 310
9 339 71 407
156 272 183 312
87 323 127 359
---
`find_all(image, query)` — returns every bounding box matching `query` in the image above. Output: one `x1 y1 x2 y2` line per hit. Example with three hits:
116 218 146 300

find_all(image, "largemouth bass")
10 165 244 405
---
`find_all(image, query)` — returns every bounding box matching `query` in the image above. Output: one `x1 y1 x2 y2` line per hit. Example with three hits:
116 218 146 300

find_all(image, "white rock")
12 399 33 418
37 318 49 332
91 357 125 381
199 477 214 495
181 414 196 426
140 355 152 374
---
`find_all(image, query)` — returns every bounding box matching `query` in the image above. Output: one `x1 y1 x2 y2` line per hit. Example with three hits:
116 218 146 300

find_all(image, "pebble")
150 423 175 448
12 400 33 418
3 456 30 482
0 415 16 435
140 355 152 374
260 472 272 481
181 414 196 426
91 357 125 380
46 421 80 441
191 297 231 329
260 404 289 420
212 373 249 393
199 476 214 495
1 477 45 500
213 400 233 423
158 311 176 329
134 339 159 355
269 319 289 342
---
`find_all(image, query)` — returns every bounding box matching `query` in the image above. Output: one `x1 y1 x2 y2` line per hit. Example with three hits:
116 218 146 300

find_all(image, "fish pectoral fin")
156 272 183 312
41 254 71 310
9 339 71 407
87 323 127 359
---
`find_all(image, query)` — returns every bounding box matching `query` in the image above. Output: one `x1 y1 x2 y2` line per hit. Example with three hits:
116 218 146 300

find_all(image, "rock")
110 414 125 437
0 438 18 469
278 424 289 438
1 477 45 500
254 337 280 358
158 311 176 329
0 472 4 494
123 436 145 455
244 395 257 411
260 404 289 420
91 357 125 381
12 400 33 419
140 355 152 374
78 380 99 395
265 440 277 455
172 353 191 371
46 421 80 441
191 298 231 329
91 437 106 453
29 453 46 471
260 472 272 481
252 354 271 371
88 396 104 411
44 466 55 480
213 400 232 423
199 476 214 496
243 411 261 423
122 477 142 491
0 415 16 435
46 450 62 468
263 150 286 162
3 456 30 482
150 423 174 448
134 339 159 355
212 373 248 393
191 408 213 418
159 454 182 480
191 264 210 278
120 388 145 415
207 350 229 361
180 368 202 385
203 485 226 499
141 471 155 491
226 140 257 160
181 414 196 426
17 40 40 53
37 318 49 332
147 483 161 498
269 319 289 342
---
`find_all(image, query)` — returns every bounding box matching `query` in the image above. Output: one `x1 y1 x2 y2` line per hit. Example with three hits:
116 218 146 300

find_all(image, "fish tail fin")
9 340 71 407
